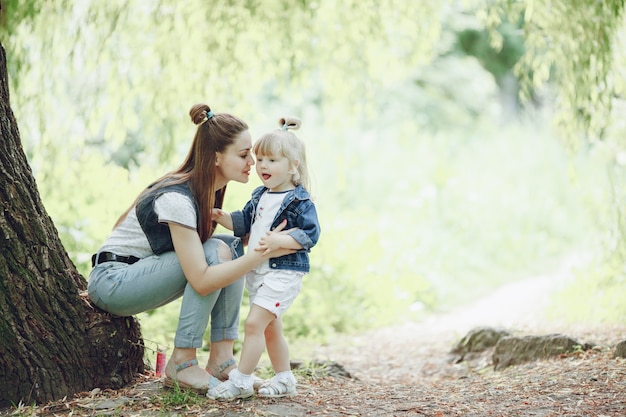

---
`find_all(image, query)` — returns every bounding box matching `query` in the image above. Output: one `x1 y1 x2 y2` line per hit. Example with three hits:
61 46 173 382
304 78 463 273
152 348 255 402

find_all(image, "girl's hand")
210 208 226 221
210 209 233 230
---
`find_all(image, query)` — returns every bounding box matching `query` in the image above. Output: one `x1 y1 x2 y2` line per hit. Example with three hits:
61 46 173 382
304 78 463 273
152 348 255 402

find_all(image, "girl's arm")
210 208 234 231
256 224 303 255
169 221 294 296
258 202 321 254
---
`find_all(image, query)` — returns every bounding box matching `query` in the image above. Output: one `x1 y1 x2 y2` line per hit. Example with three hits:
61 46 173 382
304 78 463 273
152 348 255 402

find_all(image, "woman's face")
215 130 255 187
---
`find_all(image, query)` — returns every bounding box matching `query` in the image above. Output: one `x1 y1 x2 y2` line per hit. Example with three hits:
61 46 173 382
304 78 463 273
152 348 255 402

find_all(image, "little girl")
207 117 321 400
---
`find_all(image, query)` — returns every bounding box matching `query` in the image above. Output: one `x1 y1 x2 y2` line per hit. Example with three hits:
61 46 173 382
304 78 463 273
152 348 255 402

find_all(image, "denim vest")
231 185 321 273
135 182 199 255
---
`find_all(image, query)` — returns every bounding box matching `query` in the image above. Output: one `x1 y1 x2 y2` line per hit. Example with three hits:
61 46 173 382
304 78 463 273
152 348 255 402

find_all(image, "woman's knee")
213 233 243 257
203 237 237 264
216 240 232 263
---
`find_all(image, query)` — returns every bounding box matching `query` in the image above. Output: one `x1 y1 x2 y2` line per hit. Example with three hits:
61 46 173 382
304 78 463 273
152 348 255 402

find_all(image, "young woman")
87 104 294 393
208 117 321 400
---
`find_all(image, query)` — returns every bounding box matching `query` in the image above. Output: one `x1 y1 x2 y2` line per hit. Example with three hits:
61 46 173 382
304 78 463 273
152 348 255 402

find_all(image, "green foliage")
38 156 162 277
0 0 38 33
6 0 443 177
487 0 625 145
549 253 626 324
456 21 525 86
0 0 49 86
548 144 626 323
482 0 626 323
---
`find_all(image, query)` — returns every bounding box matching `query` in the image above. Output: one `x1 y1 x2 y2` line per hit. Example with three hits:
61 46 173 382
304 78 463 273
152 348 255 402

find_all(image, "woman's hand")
254 220 301 256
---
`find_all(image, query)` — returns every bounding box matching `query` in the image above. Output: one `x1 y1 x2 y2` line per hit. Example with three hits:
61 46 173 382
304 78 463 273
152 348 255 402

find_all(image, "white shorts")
246 269 304 318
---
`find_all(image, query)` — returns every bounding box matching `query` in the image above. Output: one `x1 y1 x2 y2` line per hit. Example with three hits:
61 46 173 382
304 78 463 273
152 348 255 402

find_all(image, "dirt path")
284 253 626 416
310 253 598 385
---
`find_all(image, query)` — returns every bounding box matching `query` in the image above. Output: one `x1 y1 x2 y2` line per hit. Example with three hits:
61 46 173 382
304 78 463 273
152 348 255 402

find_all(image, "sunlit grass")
158 385 204 408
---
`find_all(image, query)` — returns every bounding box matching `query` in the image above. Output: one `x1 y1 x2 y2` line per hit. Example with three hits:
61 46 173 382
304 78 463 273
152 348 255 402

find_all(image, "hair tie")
281 123 288 131
201 110 215 125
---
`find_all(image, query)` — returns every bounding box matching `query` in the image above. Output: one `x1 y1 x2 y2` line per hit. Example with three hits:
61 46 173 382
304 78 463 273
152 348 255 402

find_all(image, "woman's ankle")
171 347 197 364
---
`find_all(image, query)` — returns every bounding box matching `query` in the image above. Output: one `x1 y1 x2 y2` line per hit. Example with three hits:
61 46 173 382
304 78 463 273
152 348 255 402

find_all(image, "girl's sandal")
163 358 219 394
205 358 237 381
257 375 297 398
206 380 254 401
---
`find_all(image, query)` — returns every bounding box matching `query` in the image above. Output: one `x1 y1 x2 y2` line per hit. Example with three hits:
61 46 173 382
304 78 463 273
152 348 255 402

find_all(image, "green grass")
158 385 205 408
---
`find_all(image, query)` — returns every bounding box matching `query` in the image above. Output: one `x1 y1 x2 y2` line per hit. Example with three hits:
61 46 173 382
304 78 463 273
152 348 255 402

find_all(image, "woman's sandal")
205 358 237 381
257 374 297 398
163 358 220 394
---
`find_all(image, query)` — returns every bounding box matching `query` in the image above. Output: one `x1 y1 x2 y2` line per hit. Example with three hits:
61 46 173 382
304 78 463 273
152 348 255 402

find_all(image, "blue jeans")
87 235 244 348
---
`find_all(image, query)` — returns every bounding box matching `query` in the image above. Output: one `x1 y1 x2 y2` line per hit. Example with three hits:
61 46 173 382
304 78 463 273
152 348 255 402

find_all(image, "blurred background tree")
1 0 624 356
487 0 626 324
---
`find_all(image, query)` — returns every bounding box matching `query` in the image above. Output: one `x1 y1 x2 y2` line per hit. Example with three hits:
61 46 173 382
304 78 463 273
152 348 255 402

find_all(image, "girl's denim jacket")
231 185 321 273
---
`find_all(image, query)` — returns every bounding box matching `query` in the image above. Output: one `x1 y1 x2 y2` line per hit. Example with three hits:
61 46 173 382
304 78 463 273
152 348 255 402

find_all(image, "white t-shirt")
247 191 288 271
98 192 196 258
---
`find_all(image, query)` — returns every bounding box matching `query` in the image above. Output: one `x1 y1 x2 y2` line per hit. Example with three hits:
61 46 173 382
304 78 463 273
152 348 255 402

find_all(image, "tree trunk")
0 43 144 408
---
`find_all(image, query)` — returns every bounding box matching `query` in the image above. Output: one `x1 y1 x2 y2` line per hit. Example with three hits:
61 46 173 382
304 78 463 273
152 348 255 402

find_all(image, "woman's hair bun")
190 103 212 125
279 117 301 131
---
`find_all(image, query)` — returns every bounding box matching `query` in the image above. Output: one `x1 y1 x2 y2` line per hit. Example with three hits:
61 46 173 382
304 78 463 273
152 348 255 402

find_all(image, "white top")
247 191 288 272
98 192 196 258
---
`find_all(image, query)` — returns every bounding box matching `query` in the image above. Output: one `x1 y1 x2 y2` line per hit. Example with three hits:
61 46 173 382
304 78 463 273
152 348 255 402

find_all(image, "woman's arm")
168 222 293 296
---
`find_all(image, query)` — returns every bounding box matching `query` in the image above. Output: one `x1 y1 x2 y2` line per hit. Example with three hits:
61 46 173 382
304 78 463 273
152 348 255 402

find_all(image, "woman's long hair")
114 103 248 242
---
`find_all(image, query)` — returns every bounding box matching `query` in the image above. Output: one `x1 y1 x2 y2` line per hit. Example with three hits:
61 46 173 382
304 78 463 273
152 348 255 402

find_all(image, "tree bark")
0 42 144 408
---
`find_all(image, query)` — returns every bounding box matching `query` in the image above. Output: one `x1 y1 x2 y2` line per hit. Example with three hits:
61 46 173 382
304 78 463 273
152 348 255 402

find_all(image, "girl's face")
215 130 254 187
255 152 297 192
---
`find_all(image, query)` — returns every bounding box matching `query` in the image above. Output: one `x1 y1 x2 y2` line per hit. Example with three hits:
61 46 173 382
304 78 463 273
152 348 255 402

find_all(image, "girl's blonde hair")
115 103 248 242
253 117 310 191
